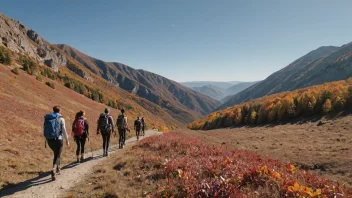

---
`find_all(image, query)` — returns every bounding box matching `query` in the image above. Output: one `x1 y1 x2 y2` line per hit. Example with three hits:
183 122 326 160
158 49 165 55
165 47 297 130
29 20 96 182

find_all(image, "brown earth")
180 115 352 185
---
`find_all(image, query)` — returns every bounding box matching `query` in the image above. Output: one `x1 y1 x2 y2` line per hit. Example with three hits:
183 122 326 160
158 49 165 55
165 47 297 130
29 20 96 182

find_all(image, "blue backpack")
43 113 62 139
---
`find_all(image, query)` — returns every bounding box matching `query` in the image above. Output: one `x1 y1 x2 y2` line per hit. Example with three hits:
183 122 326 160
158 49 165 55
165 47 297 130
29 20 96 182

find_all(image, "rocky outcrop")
0 13 67 71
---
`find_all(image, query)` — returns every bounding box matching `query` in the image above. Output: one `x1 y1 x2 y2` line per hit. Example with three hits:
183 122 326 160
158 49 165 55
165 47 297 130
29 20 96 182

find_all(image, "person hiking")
97 108 115 157
141 117 146 136
43 106 69 181
134 117 142 141
116 109 128 149
72 110 89 163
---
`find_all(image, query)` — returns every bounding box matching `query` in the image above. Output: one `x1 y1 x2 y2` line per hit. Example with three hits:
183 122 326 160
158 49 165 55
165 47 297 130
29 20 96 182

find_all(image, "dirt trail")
0 130 161 198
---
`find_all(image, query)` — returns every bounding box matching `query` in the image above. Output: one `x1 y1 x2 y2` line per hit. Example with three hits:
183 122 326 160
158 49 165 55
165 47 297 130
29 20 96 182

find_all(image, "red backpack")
73 117 85 136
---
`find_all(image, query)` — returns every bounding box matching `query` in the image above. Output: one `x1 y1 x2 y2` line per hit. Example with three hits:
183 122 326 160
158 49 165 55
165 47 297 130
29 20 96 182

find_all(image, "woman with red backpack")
72 111 89 163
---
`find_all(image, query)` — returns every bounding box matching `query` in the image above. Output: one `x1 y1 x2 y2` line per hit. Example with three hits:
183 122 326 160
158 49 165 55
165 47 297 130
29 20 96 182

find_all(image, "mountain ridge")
218 44 352 110
55 44 220 118
0 12 218 126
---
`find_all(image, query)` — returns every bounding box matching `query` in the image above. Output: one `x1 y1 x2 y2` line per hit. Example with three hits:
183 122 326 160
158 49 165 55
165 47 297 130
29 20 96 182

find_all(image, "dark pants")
136 128 141 138
118 129 126 147
101 133 111 153
74 135 87 156
47 139 63 167
141 126 145 135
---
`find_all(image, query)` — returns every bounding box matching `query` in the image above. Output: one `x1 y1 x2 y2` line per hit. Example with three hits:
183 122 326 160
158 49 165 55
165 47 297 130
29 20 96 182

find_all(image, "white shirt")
58 116 68 141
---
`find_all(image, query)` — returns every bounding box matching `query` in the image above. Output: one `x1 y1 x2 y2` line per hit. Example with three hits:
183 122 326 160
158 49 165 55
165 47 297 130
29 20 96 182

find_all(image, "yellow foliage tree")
322 99 332 113
234 108 242 125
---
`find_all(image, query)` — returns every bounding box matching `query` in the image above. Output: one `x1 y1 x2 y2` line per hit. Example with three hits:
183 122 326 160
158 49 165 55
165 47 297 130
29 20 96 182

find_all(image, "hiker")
72 110 89 163
134 117 142 141
97 108 115 157
44 106 69 181
116 109 128 149
141 117 146 136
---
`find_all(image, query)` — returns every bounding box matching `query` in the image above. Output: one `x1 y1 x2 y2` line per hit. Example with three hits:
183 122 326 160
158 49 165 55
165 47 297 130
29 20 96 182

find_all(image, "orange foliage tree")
189 78 352 130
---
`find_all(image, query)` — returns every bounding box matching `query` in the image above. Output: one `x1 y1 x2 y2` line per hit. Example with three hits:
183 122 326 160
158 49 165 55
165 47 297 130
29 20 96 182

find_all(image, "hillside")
0 62 177 189
0 12 219 125
219 45 352 109
55 44 220 118
192 85 225 100
181 81 240 89
0 13 66 71
226 81 259 96
189 78 352 130
186 81 258 101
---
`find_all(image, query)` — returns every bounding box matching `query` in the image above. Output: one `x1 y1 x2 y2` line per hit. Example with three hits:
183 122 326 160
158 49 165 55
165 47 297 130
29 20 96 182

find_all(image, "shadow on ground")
0 147 114 197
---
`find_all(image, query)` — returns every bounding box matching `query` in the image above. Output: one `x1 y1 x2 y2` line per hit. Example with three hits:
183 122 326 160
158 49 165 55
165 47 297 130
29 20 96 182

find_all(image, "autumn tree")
268 101 281 122
234 108 242 125
249 110 257 125
322 99 332 113
278 95 295 121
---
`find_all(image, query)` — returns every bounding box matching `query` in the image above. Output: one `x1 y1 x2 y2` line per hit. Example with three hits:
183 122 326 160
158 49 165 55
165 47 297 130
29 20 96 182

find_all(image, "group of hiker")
43 106 146 181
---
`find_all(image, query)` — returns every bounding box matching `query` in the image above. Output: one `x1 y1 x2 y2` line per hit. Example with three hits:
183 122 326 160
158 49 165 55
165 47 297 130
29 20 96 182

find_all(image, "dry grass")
65 144 154 198
0 64 135 189
180 114 352 185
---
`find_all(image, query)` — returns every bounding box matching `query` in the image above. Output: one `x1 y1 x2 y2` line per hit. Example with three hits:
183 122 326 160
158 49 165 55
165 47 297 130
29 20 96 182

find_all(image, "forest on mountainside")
189 78 352 130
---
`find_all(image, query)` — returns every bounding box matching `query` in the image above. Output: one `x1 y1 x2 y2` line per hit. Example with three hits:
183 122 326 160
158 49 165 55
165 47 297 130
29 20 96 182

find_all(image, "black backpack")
98 114 111 133
117 115 126 129
135 120 141 129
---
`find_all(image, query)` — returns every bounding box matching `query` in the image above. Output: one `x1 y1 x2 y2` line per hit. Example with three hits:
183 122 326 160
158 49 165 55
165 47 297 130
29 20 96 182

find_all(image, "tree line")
189 78 352 130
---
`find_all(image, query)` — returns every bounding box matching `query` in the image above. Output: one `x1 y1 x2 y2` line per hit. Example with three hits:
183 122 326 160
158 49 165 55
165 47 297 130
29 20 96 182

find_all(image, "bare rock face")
66 62 94 82
0 13 67 71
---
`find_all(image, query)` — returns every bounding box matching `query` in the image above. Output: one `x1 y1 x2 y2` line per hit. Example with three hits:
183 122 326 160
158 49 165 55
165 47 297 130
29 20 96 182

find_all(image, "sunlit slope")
189 78 352 130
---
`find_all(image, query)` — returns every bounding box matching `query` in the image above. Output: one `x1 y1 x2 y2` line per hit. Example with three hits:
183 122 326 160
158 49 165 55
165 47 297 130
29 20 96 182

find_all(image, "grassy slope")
0 63 166 189
182 115 352 185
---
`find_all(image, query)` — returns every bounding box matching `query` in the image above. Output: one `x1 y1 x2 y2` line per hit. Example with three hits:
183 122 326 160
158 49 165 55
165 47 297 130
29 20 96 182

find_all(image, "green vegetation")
11 67 19 75
45 81 55 89
20 55 38 75
40 65 120 109
35 75 43 82
189 78 352 130
0 46 12 65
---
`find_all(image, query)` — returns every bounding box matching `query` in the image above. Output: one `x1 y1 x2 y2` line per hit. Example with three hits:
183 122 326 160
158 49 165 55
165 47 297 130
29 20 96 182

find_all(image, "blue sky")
2 0 352 82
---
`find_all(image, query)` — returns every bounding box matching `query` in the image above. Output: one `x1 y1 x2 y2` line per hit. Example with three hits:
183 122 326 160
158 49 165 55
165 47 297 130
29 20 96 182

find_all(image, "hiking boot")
51 171 56 181
56 167 61 175
80 157 84 162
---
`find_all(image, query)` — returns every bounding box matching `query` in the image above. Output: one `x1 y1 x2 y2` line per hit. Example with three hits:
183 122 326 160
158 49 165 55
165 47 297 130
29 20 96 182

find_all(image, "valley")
0 3 352 197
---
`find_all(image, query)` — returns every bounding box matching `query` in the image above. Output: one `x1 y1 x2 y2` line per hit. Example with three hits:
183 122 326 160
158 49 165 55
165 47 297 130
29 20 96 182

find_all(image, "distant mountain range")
182 81 259 102
219 43 352 110
180 81 242 90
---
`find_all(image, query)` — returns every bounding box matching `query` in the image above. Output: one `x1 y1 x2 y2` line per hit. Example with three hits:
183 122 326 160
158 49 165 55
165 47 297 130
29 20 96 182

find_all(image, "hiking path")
0 130 161 198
